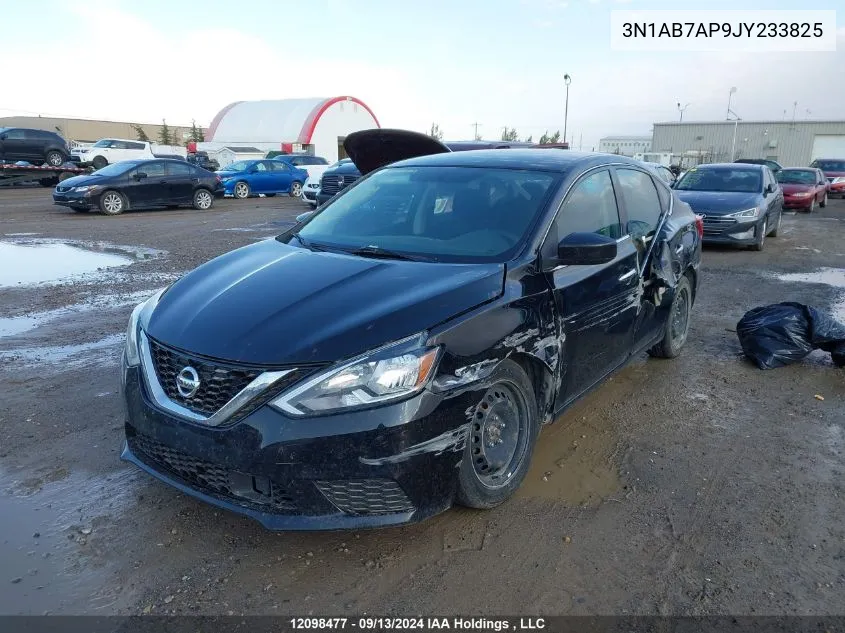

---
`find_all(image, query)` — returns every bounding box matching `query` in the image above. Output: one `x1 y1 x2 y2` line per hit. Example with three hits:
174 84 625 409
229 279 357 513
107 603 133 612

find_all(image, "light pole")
677 102 690 122
563 73 571 145
727 108 741 161
726 87 737 120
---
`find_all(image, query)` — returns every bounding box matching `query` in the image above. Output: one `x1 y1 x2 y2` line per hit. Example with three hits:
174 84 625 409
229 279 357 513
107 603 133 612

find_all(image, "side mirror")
296 211 315 224
556 232 617 266
0 133 6 140
135 172 148 180
764 183 775 194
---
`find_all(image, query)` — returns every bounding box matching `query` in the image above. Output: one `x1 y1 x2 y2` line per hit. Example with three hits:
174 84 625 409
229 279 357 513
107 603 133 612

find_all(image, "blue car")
217 159 309 199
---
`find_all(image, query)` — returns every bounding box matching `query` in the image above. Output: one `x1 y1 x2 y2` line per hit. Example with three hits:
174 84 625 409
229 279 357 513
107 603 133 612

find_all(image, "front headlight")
270 340 440 416
727 207 759 219
73 185 98 193
123 288 167 367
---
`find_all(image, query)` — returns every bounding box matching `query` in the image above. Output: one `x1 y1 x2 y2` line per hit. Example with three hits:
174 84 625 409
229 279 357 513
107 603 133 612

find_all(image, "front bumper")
783 195 815 209
700 214 764 245
120 348 477 531
53 190 94 209
302 188 318 203
827 183 845 197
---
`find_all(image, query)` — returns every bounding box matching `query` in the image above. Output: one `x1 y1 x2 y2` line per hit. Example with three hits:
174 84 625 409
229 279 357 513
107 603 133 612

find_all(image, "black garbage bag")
736 302 845 369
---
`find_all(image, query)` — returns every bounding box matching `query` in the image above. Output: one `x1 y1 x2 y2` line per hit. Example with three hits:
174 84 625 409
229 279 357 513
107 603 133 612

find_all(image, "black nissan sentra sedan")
53 158 223 215
120 129 703 530
672 163 783 251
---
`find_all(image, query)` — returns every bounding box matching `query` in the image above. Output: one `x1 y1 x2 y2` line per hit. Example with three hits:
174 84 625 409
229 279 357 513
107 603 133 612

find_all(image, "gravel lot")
0 187 843 616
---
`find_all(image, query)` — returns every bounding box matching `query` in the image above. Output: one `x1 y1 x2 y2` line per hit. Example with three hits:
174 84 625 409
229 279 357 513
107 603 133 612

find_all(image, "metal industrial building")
651 121 845 168
201 96 380 164
0 115 202 147
598 135 652 157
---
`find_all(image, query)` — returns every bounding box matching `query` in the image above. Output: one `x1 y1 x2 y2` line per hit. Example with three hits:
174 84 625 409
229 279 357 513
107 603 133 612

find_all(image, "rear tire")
233 181 250 199
290 181 303 198
647 275 692 359
98 190 125 215
456 359 539 510
768 211 781 236
192 188 214 210
92 156 108 170
45 151 64 167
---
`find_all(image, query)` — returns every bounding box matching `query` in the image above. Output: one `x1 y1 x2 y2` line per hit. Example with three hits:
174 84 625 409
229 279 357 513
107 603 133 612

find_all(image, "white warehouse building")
199 96 380 164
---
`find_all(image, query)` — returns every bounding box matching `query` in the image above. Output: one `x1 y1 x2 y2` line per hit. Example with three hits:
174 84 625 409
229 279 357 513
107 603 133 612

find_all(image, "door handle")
619 269 637 282
159 180 167 184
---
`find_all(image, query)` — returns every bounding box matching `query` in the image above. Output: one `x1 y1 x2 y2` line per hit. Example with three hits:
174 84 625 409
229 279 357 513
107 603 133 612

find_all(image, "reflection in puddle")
0 333 124 368
774 267 845 322
518 415 621 506
0 467 139 614
0 239 164 288
0 242 131 287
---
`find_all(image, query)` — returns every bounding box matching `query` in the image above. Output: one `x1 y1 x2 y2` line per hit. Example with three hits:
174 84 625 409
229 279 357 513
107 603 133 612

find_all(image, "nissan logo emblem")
176 366 201 398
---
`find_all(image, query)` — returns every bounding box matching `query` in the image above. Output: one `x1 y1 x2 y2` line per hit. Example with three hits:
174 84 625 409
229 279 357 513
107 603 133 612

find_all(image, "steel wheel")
290 181 303 198
193 189 213 210
234 182 250 199
469 381 530 490
99 191 124 215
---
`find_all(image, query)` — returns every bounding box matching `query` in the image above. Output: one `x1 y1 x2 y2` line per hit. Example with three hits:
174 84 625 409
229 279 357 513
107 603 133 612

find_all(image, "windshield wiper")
344 245 424 261
289 232 329 252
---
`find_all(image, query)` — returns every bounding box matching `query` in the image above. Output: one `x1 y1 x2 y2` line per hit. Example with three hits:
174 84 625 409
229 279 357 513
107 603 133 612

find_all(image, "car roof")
780 167 815 171
694 162 764 171
387 149 643 173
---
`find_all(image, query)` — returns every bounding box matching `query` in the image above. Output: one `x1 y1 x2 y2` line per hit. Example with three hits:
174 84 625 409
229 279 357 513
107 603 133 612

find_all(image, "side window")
128 141 146 150
111 141 129 150
254 162 268 172
290 157 304 166
140 161 165 178
167 161 193 176
652 173 671 211
5 129 26 140
615 168 663 241
274 161 290 172
555 170 623 240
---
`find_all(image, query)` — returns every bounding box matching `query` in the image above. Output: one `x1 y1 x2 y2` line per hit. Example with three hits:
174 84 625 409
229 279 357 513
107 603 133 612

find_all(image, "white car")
73 138 155 169
300 165 328 207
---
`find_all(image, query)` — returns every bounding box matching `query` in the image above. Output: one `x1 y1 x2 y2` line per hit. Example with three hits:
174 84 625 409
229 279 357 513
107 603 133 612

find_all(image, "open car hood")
343 128 452 175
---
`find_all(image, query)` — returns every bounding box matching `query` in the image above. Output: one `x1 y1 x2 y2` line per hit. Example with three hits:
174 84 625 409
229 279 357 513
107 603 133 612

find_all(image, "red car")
810 158 845 198
776 168 829 211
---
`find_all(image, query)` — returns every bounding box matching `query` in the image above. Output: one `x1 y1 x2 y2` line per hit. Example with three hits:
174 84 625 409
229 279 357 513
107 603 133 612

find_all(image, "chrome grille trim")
138 330 294 427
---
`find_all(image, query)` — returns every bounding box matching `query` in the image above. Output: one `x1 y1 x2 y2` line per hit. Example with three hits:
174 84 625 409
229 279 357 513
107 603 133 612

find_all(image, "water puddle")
0 333 124 369
518 414 621 506
774 267 845 322
0 288 163 339
0 466 139 614
0 239 165 288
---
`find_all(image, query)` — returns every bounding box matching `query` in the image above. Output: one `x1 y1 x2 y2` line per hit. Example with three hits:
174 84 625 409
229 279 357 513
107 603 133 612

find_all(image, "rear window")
812 160 845 171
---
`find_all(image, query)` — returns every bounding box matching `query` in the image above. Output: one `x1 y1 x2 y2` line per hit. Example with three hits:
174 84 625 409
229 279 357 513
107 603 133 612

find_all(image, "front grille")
148 338 261 416
56 185 71 193
701 216 737 235
316 479 414 515
131 434 297 511
319 173 359 196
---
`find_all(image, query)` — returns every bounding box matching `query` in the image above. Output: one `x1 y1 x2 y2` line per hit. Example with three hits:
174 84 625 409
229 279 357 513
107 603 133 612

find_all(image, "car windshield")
92 162 136 176
812 160 845 171
777 170 816 185
92 140 113 148
675 168 761 193
292 166 559 263
225 160 253 172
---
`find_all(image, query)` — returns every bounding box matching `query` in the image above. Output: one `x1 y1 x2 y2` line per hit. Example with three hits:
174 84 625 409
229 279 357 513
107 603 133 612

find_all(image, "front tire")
45 151 64 167
750 217 767 251
768 210 781 236
192 188 214 210
456 359 539 509
233 181 250 199
98 190 125 215
648 275 692 359
820 192 827 208
807 198 815 214
92 156 108 170
289 181 303 198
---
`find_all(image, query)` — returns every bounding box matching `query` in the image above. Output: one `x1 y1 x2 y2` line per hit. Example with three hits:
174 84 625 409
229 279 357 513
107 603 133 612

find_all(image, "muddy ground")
0 187 843 616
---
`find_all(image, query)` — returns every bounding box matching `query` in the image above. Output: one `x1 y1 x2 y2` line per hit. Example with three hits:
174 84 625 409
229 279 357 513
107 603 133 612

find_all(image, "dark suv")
186 151 220 172
0 127 70 167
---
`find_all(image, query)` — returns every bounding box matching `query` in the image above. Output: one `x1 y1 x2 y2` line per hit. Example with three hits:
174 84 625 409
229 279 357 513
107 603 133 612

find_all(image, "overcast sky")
3 0 843 150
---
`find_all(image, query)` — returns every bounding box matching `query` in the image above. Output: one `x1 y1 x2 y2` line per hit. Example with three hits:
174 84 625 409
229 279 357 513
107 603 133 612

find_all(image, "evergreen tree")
428 123 443 141
131 124 149 142
158 119 172 146
500 127 520 142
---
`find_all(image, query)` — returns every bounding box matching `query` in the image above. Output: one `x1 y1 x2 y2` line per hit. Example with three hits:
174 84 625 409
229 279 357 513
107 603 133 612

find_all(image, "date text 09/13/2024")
289 617 547 631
